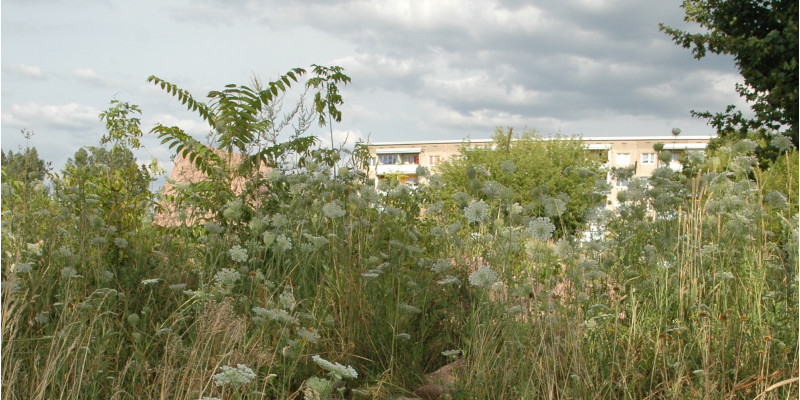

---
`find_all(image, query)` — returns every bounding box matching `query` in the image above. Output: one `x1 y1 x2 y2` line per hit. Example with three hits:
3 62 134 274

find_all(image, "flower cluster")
468 266 499 288
214 268 241 287
222 198 244 222
500 159 516 174
322 202 346 219
464 200 489 223
528 217 555 241
253 307 298 325
212 364 256 387
311 355 358 379
228 245 248 263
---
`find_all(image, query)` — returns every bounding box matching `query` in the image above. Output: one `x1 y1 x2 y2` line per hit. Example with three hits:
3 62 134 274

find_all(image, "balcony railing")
376 164 419 176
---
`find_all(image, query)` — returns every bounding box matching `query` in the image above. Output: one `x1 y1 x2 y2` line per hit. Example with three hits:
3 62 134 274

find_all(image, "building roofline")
361 135 715 146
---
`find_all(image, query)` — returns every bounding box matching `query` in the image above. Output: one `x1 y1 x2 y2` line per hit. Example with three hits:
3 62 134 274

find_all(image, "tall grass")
2 142 797 399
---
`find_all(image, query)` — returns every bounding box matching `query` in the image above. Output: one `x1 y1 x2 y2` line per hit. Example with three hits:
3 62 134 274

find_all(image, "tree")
660 0 799 155
433 128 607 237
148 65 351 223
2 147 47 184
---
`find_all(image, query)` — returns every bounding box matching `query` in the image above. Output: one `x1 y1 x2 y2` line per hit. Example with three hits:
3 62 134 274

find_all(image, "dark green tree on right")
660 0 798 162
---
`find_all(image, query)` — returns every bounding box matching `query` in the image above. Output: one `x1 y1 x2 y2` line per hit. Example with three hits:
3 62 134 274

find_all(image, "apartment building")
362 135 712 206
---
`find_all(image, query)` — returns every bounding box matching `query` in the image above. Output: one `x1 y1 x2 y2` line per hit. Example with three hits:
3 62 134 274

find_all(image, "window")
615 153 631 166
401 154 419 164
429 155 441 166
379 154 398 165
615 179 629 189
641 153 655 165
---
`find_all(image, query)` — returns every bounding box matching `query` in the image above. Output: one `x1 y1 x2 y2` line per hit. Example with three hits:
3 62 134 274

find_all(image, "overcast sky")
2 0 748 173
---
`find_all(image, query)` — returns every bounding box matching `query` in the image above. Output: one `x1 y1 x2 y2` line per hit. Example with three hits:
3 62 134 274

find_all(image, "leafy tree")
149 65 351 223
58 145 154 235
1 147 47 184
660 0 799 158
433 128 607 236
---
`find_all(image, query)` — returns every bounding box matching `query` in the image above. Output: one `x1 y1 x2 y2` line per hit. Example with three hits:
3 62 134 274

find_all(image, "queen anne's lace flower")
322 202 346 219
12 263 32 274
464 200 489 223
228 245 248 263
212 364 256 387
468 266 499 288
253 307 298 325
222 199 244 222
399 302 421 314
274 234 293 252
311 355 358 379
500 159 517 174
214 268 241 287
437 276 460 286
528 217 555 241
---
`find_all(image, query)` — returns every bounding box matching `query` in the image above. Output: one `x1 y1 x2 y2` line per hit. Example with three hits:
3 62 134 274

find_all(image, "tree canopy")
433 128 607 237
660 0 798 153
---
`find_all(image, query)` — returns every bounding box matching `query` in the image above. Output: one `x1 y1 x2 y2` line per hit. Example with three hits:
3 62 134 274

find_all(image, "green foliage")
434 127 606 237
3 75 797 400
2 145 47 183
660 0 799 155
99 100 144 149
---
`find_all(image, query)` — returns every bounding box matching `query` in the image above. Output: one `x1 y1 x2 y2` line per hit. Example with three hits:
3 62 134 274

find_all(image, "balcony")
376 164 420 176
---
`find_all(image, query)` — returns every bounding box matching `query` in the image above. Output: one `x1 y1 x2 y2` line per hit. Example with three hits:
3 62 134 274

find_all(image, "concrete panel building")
361 135 712 207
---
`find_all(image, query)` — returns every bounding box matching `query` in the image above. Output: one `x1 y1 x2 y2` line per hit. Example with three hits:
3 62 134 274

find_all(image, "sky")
1 0 749 174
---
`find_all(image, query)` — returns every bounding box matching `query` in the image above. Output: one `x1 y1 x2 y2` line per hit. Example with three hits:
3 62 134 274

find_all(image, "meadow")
2 76 797 399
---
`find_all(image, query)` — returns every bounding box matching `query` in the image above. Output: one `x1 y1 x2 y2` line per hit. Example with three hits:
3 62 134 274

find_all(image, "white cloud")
2 102 101 130
316 129 365 150
72 68 119 87
419 101 563 133
145 113 211 138
4 63 45 79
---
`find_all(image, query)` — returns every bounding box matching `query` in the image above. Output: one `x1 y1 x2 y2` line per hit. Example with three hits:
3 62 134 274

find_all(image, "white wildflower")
771 134 795 152
304 377 333 400
296 327 318 343
113 237 128 249
396 333 411 341
322 202 346 219
311 355 358 379
399 302 421 314
214 268 241 287
274 234 292 252
253 307 298 325
468 266 499 289
279 289 295 310
464 200 489 223
204 221 225 235
169 283 187 291
212 364 256 387
12 262 32 274
26 242 42 257
500 159 516 174
34 311 50 325
222 199 244 222
527 217 555 241
60 267 79 279
431 259 451 274
141 278 161 286
228 245 248 263
441 349 461 358
437 276 460 286
56 246 72 258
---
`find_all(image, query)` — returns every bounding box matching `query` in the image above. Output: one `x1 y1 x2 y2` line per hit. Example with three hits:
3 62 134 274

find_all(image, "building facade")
362 135 712 207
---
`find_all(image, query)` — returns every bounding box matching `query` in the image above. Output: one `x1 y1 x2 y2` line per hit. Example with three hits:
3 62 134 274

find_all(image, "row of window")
373 154 441 166
614 152 678 166
615 152 654 166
